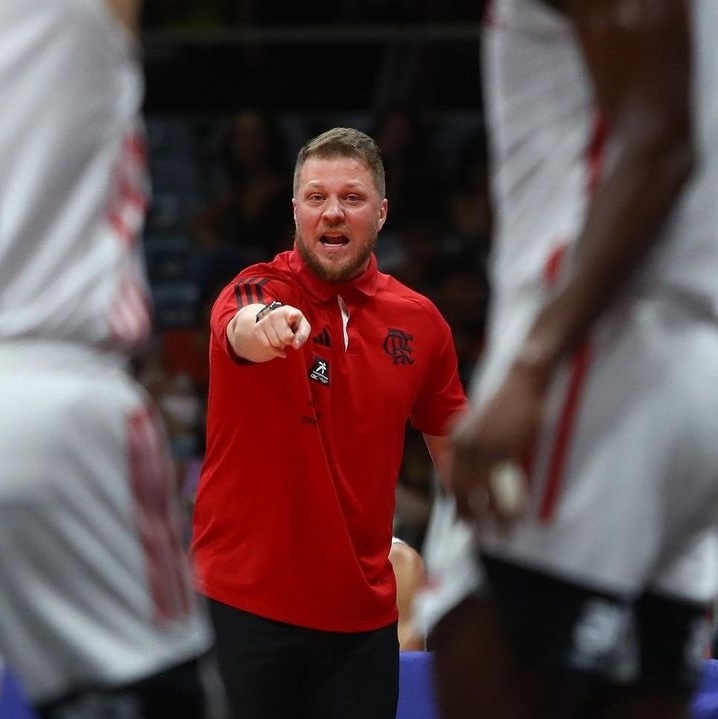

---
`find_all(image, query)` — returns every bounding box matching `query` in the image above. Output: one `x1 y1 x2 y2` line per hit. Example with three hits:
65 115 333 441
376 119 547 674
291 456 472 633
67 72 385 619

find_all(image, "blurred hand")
448 360 549 526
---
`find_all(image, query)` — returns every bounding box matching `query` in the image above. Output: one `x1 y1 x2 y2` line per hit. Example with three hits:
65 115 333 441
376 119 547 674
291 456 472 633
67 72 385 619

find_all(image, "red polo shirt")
192 249 466 632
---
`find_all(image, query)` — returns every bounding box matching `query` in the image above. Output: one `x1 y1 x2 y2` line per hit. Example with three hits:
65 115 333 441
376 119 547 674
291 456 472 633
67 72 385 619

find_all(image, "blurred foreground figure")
423 1 718 718
0 2 219 717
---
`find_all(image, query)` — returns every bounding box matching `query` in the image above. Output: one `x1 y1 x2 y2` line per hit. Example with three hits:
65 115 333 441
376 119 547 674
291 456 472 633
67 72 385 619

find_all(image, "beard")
295 233 377 284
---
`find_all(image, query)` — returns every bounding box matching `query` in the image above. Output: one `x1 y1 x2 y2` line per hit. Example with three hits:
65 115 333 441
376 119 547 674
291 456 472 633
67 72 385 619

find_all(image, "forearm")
227 302 311 362
226 304 274 362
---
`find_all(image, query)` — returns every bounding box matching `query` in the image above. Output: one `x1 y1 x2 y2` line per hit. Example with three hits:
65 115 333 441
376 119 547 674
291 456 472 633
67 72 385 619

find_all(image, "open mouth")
321 235 349 246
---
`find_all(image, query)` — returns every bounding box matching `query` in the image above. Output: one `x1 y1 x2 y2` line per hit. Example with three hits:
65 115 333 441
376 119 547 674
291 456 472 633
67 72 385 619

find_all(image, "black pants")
36 654 224 719
208 598 399 719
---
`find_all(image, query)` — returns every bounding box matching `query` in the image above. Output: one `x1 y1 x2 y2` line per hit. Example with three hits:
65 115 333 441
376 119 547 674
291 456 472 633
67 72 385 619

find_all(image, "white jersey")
0 0 152 352
0 1 214 706
482 0 718 355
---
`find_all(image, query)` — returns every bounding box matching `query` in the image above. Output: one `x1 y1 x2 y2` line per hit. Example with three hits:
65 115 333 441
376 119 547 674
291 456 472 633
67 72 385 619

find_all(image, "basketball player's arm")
517 0 694 377
105 0 143 34
449 0 694 513
226 303 312 362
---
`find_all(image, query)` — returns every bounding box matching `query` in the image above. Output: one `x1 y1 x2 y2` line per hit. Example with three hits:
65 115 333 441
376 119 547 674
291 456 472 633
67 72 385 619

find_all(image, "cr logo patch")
383 328 414 366
309 357 330 385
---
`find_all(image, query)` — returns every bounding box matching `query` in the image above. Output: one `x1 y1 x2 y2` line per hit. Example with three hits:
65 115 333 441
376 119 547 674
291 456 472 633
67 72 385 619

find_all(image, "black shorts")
208 598 399 719
481 552 711 695
35 654 222 719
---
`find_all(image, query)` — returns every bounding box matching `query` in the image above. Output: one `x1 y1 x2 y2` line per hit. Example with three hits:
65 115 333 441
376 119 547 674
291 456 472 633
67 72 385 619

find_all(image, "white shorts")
413 489 484 638
480 292 718 602
0 342 212 703
418 291 718 636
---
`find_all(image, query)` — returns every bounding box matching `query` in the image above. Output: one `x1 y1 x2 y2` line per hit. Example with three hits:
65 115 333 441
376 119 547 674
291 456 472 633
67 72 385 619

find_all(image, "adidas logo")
312 328 331 347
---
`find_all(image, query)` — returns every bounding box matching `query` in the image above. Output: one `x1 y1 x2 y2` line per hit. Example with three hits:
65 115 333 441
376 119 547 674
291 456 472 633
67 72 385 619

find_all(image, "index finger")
291 316 311 349
283 310 310 349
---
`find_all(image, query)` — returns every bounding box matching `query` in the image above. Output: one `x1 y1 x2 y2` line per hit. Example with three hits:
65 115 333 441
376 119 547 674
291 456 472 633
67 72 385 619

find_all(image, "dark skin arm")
106 0 142 34
449 0 695 519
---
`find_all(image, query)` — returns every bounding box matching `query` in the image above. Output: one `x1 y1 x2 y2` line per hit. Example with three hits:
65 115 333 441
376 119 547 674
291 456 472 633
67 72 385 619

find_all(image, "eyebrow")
304 180 365 188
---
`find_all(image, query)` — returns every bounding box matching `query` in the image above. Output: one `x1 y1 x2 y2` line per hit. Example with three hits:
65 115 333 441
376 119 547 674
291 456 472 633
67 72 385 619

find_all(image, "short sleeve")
410 307 467 436
209 271 295 359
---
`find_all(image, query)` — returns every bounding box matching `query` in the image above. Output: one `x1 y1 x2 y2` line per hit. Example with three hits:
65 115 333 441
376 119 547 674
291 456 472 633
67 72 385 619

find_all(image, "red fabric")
587 111 608 195
192 249 467 632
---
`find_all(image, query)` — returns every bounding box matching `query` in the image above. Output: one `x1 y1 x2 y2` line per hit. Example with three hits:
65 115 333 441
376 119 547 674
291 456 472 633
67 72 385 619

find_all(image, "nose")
322 198 344 222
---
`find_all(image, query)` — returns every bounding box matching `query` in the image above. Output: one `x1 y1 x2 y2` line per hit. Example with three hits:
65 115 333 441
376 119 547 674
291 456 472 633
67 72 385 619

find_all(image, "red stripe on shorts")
537 112 606 522
544 244 567 286
128 409 191 623
539 342 592 522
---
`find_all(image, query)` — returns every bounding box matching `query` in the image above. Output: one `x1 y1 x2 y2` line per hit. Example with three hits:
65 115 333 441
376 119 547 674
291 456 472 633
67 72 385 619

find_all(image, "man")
191 127 467 719
425 1 718 718
0 1 218 717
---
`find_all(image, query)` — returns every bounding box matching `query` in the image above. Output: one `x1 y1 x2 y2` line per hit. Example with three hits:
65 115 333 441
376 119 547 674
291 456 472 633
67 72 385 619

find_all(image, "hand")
448 360 550 526
255 305 311 359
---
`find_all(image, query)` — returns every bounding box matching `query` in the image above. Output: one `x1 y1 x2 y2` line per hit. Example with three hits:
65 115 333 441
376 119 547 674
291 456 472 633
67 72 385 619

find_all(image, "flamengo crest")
383 328 414 366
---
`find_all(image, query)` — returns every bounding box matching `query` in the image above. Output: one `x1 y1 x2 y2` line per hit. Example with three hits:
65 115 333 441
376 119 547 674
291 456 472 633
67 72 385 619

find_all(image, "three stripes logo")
234 278 268 307
312 328 331 347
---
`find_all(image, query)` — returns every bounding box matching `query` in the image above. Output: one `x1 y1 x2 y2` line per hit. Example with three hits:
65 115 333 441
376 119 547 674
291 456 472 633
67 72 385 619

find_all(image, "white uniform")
418 0 718 639
0 0 212 705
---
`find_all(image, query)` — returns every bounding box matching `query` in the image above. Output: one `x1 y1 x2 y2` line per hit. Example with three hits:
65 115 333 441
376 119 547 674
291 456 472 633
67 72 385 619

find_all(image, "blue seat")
397 654 718 719
692 659 718 719
397 651 439 719
0 664 38 719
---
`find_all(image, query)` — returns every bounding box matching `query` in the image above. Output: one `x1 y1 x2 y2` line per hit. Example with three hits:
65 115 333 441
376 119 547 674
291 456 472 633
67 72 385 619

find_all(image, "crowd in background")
135 106 491 550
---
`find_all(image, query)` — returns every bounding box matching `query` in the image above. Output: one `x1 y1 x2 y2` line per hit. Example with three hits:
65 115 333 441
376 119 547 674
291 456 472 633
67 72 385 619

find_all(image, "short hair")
293 127 386 197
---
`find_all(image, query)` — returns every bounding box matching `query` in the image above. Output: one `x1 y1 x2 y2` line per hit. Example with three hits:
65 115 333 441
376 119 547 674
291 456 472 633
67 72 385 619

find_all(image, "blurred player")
0 1 219 716
426 1 718 718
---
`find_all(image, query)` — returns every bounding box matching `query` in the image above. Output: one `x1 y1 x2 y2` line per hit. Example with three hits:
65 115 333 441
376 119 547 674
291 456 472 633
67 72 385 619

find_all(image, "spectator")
370 104 445 239
189 109 294 292
443 132 492 270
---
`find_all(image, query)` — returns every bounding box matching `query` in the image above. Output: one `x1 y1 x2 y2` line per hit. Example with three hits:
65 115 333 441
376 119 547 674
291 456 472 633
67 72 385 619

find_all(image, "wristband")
255 300 283 323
